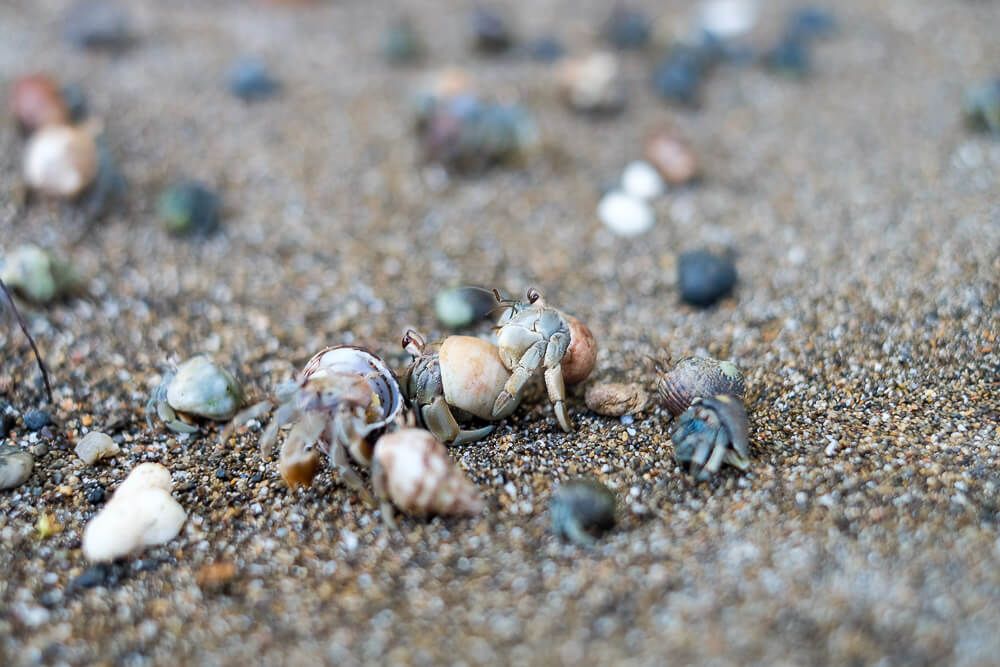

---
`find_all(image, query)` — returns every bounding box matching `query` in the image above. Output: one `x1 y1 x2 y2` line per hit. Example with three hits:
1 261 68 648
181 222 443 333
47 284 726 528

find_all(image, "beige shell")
438 336 512 420
23 123 99 198
585 382 649 417
372 428 483 518
562 316 598 385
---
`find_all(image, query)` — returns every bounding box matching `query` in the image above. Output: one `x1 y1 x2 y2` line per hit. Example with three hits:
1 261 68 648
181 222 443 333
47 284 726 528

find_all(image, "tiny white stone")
699 0 757 39
82 463 186 563
598 190 655 237
74 431 120 466
621 161 664 201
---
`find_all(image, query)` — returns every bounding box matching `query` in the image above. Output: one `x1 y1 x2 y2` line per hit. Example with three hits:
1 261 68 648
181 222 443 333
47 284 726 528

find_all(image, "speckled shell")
167 356 244 421
438 336 513 420
562 316 597 385
372 428 483 517
657 356 745 417
301 346 404 434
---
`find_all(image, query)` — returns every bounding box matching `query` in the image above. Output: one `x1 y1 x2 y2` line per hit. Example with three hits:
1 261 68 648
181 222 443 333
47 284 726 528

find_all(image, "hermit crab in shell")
492 288 597 432
223 346 404 503
146 356 245 434
672 394 750 480
401 329 517 446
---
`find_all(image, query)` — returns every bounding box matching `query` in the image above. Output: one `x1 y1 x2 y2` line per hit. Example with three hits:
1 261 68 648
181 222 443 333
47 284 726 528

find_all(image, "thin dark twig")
0 277 53 403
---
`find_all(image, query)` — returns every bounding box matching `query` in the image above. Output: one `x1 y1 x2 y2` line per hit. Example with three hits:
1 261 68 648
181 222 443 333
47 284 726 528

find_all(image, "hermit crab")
671 394 750 480
146 356 245 434
492 288 597 432
224 346 404 502
401 330 517 446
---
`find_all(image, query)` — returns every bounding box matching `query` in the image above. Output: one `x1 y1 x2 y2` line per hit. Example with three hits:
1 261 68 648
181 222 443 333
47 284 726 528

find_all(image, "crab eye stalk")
526 287 541 304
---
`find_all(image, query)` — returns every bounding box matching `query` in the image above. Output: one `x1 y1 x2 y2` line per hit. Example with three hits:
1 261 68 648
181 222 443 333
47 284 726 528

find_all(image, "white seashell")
438 336 512 420
82 463 186 562
621 160 664 201
74 431 120 465
598 190 655 237
302 346 403 435
23 124 99 198
372 429 483 518
557 51 625 114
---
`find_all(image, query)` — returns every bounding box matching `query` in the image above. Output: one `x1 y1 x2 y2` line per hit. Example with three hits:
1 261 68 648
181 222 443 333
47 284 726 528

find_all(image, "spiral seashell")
656 356 745 417
372 428 483 518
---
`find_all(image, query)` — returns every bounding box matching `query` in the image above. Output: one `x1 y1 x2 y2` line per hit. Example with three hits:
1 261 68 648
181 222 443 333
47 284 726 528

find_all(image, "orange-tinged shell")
562 316 597 385
279 446 321 488
10 74 69 134
439 336 512 420
373 428 483 518
23 124 98 198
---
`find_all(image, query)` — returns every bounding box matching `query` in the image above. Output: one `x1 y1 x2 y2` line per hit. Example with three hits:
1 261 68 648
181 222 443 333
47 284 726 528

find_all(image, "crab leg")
422 396 494 446
370 458 398 530
543 330 572 432
701 427 731 480
329 437 375 507
492 339 546 419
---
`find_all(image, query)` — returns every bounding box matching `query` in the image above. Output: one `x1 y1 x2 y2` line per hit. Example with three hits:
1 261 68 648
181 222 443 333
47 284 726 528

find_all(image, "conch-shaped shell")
372 428 483 522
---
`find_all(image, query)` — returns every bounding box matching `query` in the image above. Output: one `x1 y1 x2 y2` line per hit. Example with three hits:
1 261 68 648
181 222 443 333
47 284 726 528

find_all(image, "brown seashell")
10 74 69 135
585 382 648 417
562 316 597 385
278 438 322 489
656 356 745 417
372 428 483 518
23 123 99 198
645 131 699 185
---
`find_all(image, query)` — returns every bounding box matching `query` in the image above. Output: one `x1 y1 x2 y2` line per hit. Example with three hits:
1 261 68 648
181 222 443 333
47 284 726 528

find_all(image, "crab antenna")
1 278 53 404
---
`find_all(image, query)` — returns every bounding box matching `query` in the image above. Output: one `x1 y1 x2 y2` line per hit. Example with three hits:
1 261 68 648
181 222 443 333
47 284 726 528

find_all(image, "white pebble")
621 161 664 201
699 0 757 39
74 431 120 465
82 463 187 563
598 190 655 237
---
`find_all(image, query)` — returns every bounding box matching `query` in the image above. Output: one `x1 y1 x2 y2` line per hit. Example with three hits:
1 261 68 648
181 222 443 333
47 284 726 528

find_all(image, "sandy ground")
1 0 998 665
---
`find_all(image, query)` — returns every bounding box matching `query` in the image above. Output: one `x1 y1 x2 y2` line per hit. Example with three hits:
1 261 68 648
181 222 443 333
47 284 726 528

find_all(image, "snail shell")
562 316 597 385
438 336 512 420
302 346 403 435
656 356 745 417
10 74 69 134
372 428 483 518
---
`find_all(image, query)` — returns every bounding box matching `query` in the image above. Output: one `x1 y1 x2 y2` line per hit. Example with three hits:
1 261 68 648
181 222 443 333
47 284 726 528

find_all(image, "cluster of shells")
145 285 752 527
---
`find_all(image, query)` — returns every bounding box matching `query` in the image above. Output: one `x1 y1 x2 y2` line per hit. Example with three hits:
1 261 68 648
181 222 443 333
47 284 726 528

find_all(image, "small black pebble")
382 16 424 65
157 181 221 236
85 485 106 505
61 83 89 122
226 57 279 102
652 47 707 105
471 7 513 54
550 478 617 546
39 589 64 608
763 34 811 76
215 468 227 480
787 7 837 40
24 409 52 431
603 5 651 50
527 36 564 63
62 0 131 50
250 472 263 484
0 401 14 438
72 565 110 589
678 249 738 307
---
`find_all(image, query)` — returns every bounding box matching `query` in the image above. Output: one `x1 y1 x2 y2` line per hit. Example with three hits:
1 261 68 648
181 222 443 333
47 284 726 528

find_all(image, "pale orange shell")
562 316 597 385
438 336 512 420
373 428 483 517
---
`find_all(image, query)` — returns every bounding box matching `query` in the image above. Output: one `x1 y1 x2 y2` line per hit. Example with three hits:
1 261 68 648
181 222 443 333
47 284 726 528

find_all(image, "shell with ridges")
372 428 483 518
656 356 745 417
